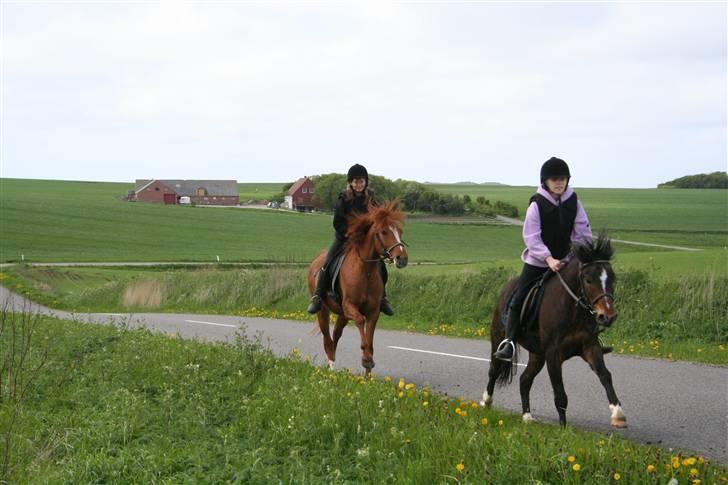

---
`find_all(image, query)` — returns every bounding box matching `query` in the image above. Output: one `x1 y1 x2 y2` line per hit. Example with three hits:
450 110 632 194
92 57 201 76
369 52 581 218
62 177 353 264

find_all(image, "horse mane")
574 230 614 264
346 201 406 248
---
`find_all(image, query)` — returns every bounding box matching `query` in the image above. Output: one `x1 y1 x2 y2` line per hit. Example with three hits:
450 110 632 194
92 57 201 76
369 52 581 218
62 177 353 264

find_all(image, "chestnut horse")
307 202 408 375
481 232 627 428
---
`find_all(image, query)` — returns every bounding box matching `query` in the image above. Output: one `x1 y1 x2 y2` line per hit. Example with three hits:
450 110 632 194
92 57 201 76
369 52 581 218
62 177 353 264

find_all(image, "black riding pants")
506 263 549 339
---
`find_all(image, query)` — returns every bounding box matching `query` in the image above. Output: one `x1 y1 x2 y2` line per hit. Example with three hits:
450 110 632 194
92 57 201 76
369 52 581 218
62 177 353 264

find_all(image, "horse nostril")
596 314 608 325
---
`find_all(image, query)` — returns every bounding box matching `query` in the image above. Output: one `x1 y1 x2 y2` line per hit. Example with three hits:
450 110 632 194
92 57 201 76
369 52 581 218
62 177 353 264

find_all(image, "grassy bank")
3 263 726 365
2 314 725 483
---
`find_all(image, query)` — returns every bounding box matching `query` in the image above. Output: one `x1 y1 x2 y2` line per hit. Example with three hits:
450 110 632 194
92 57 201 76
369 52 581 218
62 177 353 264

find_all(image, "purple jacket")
521 186 593 267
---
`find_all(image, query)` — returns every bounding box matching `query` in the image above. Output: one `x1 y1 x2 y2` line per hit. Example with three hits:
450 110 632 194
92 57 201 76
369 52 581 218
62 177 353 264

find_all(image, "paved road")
2 286 726 464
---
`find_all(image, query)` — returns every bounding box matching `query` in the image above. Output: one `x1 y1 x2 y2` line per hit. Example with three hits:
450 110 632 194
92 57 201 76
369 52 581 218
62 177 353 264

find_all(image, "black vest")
529 192 578 259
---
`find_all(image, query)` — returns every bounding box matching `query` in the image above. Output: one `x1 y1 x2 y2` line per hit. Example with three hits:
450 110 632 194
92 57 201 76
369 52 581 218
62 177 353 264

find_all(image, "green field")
2 315 726 483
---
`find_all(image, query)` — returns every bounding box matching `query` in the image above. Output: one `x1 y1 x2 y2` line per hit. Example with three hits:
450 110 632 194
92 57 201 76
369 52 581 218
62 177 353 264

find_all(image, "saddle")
502 271 556 333
314 251 347 305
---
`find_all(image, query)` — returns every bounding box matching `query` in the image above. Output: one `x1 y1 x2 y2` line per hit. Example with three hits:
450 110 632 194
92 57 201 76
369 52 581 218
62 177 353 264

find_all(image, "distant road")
495 216 703 252
1 285 725 464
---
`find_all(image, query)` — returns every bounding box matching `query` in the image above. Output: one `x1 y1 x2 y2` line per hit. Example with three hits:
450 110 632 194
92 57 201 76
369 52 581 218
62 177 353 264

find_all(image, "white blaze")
600 268 611 309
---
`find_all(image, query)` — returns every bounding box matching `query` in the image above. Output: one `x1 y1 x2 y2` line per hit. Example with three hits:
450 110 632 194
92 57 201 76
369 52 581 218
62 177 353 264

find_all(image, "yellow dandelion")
423 401 429 407
405 383 415 390
384 376 392 382
698 456 704 464
646 464 656 473
455 407 462 415
567 455 576 463
613 472 621 480
398 391 404 398
405 438 411 444
456 462 465 472
471 402 478 409
690 468 699 477
692 480 701 485
398 378 405 389
498 419 504 426
672 456 681 469
687 457 697 465
480 418 488 425
572 464 581 472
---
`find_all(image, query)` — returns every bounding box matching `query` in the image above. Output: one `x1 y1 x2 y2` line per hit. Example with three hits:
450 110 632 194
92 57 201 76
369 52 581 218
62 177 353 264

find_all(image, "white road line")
185 319 238 328
388 345 527 367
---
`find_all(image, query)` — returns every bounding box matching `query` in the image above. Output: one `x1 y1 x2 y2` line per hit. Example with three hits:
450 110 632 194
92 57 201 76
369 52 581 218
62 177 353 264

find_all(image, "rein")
555 260 614 321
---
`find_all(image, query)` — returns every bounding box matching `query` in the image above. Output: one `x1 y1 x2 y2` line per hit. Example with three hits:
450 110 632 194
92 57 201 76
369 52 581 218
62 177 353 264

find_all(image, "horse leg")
582 346 627 428
330 314 348 367
361 311 380 374
342 302 371 374
520 352 545 423
317 308 336 369
545 352 568 427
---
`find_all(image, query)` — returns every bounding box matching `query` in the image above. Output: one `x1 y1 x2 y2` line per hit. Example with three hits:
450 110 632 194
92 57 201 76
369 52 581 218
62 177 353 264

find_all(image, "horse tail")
491 277 519 387
494 348 518 387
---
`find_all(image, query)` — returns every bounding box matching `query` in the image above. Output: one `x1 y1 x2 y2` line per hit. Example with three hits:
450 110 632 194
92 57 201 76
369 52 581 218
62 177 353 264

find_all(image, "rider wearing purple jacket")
494 157 610 361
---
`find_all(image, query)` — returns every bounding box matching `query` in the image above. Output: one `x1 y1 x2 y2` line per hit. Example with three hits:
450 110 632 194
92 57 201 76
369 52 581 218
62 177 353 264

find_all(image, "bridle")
555 260 614 325
359 226 408 264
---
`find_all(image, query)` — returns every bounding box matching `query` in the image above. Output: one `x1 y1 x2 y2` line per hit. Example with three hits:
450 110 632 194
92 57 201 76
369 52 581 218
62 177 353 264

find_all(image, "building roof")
287 176 313 196
134 180 239 197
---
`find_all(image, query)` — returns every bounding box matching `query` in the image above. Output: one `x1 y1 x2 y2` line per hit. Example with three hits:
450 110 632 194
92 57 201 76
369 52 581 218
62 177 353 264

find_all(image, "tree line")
658 171 727 189
277 173 519 217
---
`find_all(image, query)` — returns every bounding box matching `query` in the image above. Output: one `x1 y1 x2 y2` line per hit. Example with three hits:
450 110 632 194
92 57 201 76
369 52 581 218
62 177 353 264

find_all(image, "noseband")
556 260 614 324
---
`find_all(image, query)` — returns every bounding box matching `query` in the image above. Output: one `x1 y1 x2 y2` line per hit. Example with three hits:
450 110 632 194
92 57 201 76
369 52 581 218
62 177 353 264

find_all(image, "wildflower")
687 457 697 465
572 464 581 472
456 462 465 472
398 378 405 389
498 419 504 426
480 418 488 425
672 456 681 469
692 480 701 485
455 407 462 415
613 472 621 480
398 391 404 398
568 456 576 463
646 464 656 473
423 401 429 407
690 468 699 477
384 376 391 382
405 383 415 390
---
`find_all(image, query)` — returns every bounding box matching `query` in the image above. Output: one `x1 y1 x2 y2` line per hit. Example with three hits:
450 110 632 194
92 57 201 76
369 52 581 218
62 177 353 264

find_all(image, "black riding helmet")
540 157 571 185
347 163 369 183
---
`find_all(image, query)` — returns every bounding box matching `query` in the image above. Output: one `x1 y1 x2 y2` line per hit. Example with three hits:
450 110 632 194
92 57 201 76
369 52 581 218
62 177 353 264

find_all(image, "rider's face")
350 177 367 193
545 176 568 196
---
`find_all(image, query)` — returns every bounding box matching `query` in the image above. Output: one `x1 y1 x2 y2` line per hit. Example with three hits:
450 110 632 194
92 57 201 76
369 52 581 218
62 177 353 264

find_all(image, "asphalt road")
2 285 726 464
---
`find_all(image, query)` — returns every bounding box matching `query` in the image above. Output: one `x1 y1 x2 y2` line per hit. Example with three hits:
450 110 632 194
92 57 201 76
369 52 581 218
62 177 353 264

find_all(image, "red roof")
287 176 313 195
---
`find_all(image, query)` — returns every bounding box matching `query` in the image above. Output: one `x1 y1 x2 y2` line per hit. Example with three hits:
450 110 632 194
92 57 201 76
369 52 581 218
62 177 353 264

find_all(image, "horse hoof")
480 392 493 408
362 359 375 370
327 360 335 370
522 413 536 423
610 417 628 428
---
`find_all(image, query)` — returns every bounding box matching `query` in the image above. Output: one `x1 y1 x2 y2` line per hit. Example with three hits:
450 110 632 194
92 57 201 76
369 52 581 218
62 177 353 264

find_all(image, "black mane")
574 230 614 263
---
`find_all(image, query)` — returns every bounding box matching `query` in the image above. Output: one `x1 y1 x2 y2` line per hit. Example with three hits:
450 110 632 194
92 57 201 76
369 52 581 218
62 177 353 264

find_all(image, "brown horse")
307 202 408 375
481 232 626 428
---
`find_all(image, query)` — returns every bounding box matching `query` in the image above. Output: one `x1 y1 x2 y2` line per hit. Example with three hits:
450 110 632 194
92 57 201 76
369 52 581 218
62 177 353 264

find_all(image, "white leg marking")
327 360 335 370
522 413 535 423
609 403 625 419
480 390 493 407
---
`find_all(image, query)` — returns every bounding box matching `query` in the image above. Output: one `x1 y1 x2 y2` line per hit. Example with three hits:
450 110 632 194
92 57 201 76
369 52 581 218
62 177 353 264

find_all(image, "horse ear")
595 230 614 260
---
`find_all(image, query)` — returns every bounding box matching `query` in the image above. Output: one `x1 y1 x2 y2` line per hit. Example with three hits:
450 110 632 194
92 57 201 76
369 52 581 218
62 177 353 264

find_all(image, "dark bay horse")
481 232 626 428
307 202 408 375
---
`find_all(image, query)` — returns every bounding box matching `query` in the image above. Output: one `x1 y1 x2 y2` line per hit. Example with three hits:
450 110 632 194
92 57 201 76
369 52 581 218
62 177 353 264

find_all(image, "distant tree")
658 172 728 189
310 173 347 210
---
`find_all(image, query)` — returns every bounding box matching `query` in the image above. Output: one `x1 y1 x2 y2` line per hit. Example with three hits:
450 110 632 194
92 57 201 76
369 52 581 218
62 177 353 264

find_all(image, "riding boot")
379 261 394 316
494 306 520 362
307 267 329 314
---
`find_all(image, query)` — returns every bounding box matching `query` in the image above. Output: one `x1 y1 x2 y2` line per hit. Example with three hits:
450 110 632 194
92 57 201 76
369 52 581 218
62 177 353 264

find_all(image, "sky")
1 2 726 188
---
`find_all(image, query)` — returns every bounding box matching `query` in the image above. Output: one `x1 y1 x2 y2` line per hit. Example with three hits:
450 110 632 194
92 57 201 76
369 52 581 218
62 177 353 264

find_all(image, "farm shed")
133 180 240 206
283 176 320 212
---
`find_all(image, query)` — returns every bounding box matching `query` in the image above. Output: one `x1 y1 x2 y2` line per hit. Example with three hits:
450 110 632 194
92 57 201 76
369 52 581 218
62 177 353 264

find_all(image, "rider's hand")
546 256 563 272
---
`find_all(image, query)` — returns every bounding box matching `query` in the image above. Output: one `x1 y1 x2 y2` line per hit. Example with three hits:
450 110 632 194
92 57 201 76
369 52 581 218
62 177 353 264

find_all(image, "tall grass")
4 265 726 363
3 316 726 483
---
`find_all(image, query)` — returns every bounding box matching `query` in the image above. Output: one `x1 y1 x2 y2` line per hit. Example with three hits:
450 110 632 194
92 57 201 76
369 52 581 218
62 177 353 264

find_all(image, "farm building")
283 176 320 212
133 180 240 206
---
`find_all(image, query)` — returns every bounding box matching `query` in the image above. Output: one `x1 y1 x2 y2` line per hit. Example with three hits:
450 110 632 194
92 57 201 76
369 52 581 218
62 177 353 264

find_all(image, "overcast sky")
1 1 725 188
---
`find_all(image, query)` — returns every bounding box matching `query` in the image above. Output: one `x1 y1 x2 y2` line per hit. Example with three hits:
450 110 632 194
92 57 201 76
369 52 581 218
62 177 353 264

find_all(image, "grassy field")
238 182 284 201
2 314 726 483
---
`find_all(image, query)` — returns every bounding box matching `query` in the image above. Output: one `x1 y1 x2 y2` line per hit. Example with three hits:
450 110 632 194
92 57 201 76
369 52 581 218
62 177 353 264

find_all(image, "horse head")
347 201 409 268
573 231 617 329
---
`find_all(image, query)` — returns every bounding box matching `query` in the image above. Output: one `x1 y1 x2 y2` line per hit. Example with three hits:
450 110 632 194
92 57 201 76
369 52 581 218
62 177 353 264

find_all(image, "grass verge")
2 315 726 483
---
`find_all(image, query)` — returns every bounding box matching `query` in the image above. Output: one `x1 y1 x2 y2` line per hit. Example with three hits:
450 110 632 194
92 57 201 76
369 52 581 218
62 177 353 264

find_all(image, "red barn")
284 176 319 212
133 180 240 206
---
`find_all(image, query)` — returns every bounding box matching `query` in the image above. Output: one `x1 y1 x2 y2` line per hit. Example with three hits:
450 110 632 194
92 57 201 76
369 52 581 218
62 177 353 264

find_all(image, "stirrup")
306 295 322 314
494 339 515 361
